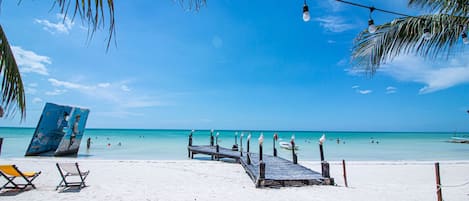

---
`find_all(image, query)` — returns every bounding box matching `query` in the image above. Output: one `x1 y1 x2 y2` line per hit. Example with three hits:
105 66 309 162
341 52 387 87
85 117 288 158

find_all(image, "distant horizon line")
1 126 467 133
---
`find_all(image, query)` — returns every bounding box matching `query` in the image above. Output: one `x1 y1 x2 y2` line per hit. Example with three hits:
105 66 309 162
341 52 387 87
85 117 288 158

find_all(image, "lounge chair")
56 162 89 190
0 165 41 190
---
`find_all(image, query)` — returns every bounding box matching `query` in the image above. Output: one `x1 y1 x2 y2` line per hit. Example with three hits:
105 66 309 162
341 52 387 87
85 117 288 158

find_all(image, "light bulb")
303 4 310 22
368 19 377 33
462 32 469 44
423 28 432 40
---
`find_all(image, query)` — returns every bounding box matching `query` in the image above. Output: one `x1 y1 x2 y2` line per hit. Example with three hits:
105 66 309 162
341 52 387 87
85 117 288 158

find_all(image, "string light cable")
305 0 469 43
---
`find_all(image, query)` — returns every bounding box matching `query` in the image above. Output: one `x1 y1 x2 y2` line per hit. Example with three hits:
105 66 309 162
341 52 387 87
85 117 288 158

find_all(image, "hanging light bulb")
368 19 377 33
303 1 310 22
462 32 469 44
423 28 432 40
368 7 377 34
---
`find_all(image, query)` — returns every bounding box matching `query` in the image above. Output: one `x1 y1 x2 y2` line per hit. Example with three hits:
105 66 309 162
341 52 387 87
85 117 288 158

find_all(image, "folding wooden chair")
0 165 41 190
56 162 89 190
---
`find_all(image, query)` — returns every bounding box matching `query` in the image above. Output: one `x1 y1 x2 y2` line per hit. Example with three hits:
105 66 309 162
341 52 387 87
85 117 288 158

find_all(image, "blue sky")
1 0 469 131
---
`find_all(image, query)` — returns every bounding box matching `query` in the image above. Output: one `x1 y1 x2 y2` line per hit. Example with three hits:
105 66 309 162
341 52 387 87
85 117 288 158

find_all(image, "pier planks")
188 145 332 187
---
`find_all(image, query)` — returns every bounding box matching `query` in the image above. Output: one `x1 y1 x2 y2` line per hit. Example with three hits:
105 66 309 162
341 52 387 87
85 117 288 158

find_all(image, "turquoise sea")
0 127 468 161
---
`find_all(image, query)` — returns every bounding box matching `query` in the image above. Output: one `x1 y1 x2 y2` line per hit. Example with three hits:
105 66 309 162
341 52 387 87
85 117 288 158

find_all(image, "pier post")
188 130 193 158
319 144 325 161
342 160 348 187
273 133 278 157
240 133 244 157
319 134 330 178
216 144 220 161
0 137 3 156
435 162 443 201
210 129 214 146
259 133 264 161
257 161 265 187
247 134 251 165
291 136 297 164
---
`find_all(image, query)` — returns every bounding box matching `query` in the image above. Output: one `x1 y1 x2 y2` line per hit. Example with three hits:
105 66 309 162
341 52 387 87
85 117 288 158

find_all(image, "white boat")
279 141 299 150
450 137 469 143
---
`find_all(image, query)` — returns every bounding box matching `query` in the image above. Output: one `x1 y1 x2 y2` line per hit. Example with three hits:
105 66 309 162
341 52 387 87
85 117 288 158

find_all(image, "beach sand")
0 158 468 201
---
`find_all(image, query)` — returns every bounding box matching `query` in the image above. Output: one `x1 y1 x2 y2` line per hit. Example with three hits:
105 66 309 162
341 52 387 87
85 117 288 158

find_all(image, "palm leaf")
409 0 469 17
0 25 26 119
53 0 116 50
352 14 469 74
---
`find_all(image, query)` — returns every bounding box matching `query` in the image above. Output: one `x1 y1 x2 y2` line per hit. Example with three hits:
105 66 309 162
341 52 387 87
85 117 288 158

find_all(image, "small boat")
450 136 469 143
279 141 299 150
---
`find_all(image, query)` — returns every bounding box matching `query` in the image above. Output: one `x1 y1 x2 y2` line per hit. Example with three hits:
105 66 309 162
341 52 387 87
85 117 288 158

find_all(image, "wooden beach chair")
0 165 41 190
56 162 90 190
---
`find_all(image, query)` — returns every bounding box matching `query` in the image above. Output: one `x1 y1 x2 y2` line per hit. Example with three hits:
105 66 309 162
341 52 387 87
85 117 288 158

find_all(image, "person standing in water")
68 115 81 150
86 137 91 149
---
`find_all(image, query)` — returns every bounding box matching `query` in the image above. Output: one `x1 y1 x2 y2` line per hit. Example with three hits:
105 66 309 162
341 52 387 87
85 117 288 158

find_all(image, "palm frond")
0 25 26 119
54 0 116 50
408 0 469 17
352 14 469 74
176 0 206 11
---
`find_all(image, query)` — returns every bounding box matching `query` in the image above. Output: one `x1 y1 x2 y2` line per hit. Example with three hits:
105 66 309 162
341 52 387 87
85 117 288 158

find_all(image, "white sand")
0 158 468 201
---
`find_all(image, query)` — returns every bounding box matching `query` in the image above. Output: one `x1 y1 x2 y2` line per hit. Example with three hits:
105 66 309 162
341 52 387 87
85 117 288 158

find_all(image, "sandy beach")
0 158 468 201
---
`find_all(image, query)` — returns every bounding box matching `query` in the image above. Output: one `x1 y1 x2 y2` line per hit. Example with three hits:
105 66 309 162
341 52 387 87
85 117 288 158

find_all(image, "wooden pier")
188 145 334 188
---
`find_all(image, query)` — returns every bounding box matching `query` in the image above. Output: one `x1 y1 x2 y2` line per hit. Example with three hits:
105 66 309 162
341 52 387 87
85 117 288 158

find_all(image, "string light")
308 0 468 45
368 7 377 33
461 25 469 44
423 28 432 40
303 0 310 22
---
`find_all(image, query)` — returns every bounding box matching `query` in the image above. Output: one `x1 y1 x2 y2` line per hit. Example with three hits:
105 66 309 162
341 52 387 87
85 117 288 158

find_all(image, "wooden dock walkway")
188 145 334 188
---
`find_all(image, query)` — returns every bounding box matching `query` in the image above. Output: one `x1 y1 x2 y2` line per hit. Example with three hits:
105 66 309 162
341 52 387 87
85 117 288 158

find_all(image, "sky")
1 0 469 131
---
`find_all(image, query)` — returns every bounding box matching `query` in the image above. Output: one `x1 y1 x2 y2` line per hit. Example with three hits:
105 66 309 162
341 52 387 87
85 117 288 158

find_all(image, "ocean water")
0 127 468 161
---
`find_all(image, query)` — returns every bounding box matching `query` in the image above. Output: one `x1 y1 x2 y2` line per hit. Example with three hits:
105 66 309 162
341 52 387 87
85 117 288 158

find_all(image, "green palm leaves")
0 25 25 119
352 0 469 73
0 0 116 120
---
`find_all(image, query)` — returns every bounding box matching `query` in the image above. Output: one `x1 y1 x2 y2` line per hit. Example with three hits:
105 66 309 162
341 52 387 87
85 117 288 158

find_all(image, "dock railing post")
318 134 330 179
210 129 214 146
435 162 443 201
259 133 264 161
257 134 265 187
188 130 194 158
215 132 220 160
342 159 348 187
240 133 244 157
247 134 251 165
273 133 278 157
0 137 3 156
291 135 297 164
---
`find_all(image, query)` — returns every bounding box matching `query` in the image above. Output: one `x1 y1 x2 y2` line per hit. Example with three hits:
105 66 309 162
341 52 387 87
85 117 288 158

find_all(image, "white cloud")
45 89 67 96
98 83 111 88
386 86 397 94
12 46 50 76
25 87 37 95
47 78 164 109
314 16 355 33
351 85 360 89
358 90 372 95
32 97 43 104
34 13 74 34
380 55 469 94
327 40 336 44
48 78 91 90
121 85 131 92
326 0 344 12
